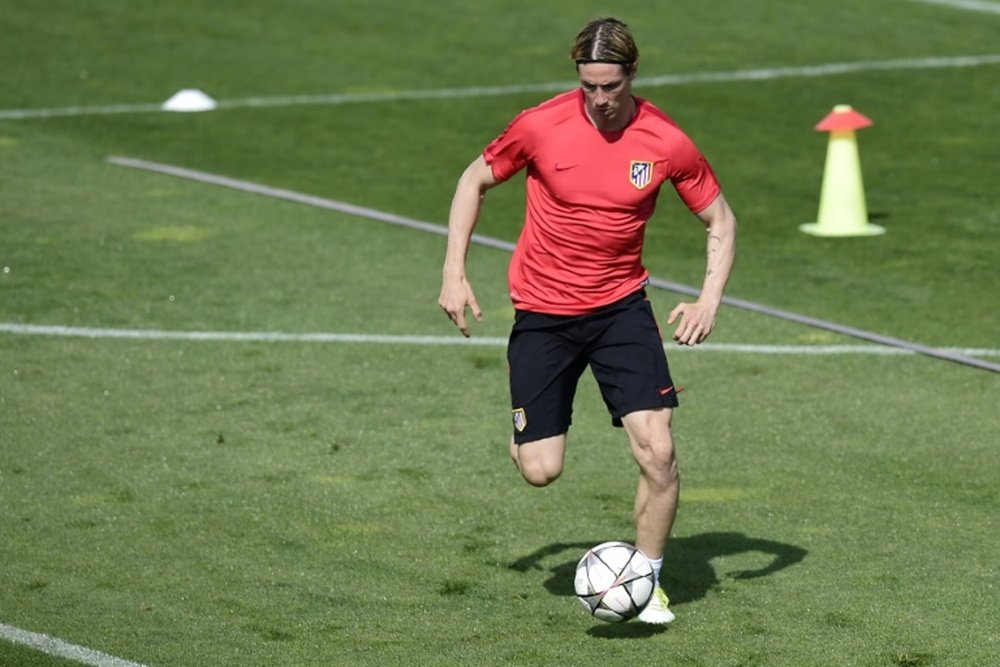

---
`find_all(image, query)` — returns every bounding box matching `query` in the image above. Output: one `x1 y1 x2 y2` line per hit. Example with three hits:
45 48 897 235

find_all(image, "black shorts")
507 290 678 444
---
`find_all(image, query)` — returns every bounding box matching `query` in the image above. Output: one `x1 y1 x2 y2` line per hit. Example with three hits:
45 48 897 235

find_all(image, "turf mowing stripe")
3 324 999 359
0 623 148 667
905 0 1000 14
104 156 1000 374
2 54 999 120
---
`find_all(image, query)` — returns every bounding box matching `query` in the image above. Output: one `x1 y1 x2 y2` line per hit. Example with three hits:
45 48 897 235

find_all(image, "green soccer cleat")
636 586 675 624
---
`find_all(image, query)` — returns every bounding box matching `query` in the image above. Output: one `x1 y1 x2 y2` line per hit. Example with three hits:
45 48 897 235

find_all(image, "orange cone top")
815 105 873 132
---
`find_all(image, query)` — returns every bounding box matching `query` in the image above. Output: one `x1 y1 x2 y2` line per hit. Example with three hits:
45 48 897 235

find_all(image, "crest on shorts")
629 160 654 190
512 408 527 433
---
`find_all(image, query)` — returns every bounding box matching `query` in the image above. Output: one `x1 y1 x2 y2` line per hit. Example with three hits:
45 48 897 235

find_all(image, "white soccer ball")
574 541 655 622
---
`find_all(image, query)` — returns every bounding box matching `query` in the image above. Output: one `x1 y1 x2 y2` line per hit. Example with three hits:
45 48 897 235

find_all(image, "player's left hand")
667 301 717 346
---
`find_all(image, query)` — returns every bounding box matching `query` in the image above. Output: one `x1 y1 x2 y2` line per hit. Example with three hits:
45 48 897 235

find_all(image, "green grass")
2 1 999 666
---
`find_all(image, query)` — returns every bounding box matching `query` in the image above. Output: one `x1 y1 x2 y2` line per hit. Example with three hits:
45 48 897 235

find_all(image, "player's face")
578 62 635 131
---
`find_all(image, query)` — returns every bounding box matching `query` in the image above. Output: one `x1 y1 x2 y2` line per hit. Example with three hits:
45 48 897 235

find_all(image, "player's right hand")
438 276 483 337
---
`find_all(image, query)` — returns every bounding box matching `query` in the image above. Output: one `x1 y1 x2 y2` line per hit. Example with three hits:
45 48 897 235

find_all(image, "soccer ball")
574 541 654 622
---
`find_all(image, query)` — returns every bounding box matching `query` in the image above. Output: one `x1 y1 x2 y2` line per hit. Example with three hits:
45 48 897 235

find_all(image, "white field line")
905 0 1000 14
1 323 998 357
2 54 1000 120
0 623 148 667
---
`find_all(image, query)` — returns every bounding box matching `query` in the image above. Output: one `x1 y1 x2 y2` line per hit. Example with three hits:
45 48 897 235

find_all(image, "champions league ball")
574 541 655 622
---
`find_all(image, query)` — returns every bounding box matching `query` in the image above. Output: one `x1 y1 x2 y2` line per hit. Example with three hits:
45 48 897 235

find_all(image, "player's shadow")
508 531 808 638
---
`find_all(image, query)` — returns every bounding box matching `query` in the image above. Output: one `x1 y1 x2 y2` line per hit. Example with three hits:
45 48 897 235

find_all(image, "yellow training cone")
800 104 885 237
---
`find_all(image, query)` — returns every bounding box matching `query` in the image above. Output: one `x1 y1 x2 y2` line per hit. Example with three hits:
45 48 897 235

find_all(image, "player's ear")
629 60 639 79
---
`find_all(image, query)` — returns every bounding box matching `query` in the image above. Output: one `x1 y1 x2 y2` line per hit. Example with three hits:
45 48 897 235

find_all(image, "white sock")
648 556 663 586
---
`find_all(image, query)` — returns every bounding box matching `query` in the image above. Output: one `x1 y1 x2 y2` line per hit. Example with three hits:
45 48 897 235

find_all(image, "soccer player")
438 17 737 624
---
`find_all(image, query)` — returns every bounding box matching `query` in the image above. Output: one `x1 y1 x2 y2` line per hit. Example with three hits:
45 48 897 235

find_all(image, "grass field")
2 1 998 666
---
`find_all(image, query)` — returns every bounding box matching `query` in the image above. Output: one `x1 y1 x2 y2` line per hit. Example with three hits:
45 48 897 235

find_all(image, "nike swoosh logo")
658 386 674 396
554 163 578 171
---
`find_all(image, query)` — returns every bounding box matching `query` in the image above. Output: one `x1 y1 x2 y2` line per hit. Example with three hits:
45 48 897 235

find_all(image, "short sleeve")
482 110 536 183
666 133 721 214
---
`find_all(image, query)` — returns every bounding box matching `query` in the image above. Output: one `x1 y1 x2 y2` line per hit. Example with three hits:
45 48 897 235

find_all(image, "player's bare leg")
510 433 567 487
622 407 679 623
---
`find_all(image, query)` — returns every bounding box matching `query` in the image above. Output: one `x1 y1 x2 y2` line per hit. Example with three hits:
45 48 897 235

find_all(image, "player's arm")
438 154 499 336
668 192 737 345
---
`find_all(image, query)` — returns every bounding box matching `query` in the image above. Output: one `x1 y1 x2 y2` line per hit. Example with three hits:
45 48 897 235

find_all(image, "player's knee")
518 456 562 487
521 465 561 487
636 437 677 486
512 434 565 487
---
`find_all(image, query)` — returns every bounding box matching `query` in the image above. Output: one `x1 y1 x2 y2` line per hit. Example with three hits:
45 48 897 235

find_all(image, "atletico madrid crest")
629 160 654 190
512 408 527 433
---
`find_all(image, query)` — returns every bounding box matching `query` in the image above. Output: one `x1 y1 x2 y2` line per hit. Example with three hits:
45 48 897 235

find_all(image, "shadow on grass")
509 531 808 638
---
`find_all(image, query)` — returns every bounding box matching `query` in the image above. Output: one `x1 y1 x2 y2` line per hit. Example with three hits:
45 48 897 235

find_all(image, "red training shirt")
483 89 721 315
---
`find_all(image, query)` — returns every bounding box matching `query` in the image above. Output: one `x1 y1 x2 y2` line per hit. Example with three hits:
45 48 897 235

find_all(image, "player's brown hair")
570 17 638 75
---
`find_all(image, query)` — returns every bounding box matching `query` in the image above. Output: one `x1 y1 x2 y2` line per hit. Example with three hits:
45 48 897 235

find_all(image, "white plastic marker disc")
162 89 217 112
